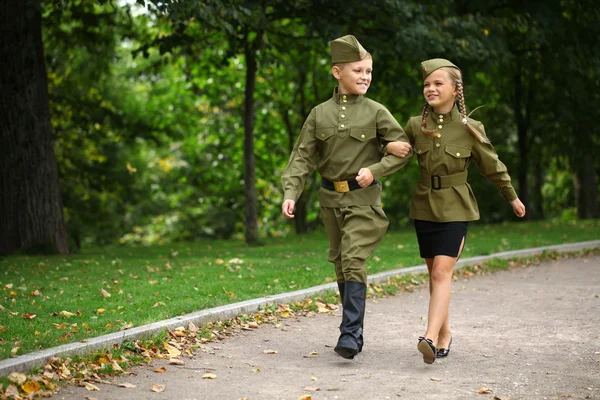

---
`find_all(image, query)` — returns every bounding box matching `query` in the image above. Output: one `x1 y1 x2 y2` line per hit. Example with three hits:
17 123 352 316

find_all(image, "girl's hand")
510 198 526 218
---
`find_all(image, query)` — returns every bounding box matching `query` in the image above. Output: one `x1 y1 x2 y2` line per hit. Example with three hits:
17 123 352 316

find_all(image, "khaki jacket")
282 88 412 208
406 106 517 222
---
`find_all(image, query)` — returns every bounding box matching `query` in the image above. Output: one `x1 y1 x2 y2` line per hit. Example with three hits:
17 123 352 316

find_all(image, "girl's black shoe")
417 336 437 364
437 336 452 358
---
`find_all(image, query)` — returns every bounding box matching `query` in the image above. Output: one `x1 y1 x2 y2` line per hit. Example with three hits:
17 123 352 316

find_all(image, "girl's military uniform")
405 106 517 222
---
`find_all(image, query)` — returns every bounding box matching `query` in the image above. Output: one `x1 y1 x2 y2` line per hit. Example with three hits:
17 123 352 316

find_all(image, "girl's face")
423 69 457 113
333 58 373 95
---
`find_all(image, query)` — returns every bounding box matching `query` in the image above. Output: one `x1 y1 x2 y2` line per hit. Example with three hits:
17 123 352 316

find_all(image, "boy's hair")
420 67 490 144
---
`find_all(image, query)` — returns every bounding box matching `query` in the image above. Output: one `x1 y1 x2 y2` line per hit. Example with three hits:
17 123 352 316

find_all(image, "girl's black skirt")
414 219 469 259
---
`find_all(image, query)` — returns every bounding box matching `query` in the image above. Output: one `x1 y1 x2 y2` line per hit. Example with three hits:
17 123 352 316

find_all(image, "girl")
386 58 526 364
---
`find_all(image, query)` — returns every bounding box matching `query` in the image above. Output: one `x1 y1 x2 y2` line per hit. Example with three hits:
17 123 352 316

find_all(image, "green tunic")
281 88 412 283
405 106 517 222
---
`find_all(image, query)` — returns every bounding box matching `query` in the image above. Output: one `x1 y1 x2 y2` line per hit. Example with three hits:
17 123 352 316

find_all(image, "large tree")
0 0 69 255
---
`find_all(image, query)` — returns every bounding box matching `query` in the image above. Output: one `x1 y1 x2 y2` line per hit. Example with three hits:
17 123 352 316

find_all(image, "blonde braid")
455 80 490 144
420 104 438 137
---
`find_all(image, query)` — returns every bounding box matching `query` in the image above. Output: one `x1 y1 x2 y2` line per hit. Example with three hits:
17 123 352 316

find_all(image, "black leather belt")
419 171 468 190
321 178 378 193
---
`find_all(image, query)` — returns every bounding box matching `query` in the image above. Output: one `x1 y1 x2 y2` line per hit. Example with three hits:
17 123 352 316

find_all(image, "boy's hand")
356 168 374 187
282 199 296 219
510 198 526 218
386 141 412 157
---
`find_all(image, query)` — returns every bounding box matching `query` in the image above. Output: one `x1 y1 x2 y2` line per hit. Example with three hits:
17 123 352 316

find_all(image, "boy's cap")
330 35 369 64
421 58 460 79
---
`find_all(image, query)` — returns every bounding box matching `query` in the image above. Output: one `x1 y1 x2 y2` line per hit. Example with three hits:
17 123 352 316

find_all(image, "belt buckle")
333 180 350 193
431 175 442 190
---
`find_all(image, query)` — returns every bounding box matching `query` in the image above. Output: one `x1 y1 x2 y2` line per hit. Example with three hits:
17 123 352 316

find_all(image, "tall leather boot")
334 281 366 359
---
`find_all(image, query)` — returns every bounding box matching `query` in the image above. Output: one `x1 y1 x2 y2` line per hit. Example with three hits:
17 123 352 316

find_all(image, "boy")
281 35 412 359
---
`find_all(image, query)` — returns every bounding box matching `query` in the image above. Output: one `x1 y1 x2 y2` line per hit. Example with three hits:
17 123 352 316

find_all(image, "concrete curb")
2 240 599 376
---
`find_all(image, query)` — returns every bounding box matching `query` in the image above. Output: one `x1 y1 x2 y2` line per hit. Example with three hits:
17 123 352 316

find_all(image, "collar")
332 87 363 105
430 105 461 122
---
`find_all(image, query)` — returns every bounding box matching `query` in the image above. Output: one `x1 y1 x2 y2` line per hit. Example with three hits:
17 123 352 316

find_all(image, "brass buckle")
333 180 350 193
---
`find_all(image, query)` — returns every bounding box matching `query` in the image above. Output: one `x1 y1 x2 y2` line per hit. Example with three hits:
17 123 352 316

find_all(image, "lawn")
0 219 598 360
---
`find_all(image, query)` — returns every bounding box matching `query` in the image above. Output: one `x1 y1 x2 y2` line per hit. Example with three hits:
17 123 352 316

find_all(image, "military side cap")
330 35 368 64
420 58 460 79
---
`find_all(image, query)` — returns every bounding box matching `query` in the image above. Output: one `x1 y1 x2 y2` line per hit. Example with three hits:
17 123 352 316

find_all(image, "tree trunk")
513 59 530 219
532 156 544 219
0 0 69 255
574 155 598 219
242 40 260 245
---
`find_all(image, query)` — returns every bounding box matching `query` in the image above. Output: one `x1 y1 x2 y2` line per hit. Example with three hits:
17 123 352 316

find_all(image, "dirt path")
58 256 600 400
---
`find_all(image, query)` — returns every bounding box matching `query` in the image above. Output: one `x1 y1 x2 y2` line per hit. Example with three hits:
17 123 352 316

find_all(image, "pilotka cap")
330 35 369 64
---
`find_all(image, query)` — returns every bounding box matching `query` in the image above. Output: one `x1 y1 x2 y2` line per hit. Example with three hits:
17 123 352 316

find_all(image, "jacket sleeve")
367 107 414 179
281 108 318 202
470 121 518 201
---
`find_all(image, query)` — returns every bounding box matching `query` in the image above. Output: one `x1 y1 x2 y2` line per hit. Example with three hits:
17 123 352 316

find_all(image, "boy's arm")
281 109 318 202
367 108 413 179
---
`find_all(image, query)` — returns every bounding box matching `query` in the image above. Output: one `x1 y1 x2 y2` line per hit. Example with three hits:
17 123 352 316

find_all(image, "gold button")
341 114 345 118
438 125 443 129
342 106 346 110
343 99 347 103
321 133 325 138
456 152 461 157
340 124 345 128
361 134 365 139
417 150 422 154
436 133 441 138
342 95 347 100
435 143 440 148
439 115 444 119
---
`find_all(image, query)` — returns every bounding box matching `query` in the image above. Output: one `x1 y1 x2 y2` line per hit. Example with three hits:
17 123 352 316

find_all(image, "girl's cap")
330 35 368 64
421 59 460 79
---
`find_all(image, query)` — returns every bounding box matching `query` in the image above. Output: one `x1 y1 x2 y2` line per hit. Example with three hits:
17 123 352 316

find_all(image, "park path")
57 255 600 400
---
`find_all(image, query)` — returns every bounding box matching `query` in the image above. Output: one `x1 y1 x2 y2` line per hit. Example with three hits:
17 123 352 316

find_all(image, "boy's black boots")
334 281 366 359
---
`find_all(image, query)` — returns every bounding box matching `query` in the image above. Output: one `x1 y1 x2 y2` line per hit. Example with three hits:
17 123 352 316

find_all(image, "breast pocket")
350 127 376 142
444 144 471 171
315 127 335 142
414 142 431 157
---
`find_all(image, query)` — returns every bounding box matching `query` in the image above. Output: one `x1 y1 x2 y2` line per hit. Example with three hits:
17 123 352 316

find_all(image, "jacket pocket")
444 144 471 159
350 127 376 142
414 141 431 156
316 127 335 142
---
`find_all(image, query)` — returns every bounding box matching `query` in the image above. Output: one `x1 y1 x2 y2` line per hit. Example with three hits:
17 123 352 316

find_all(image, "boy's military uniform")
281 35 412 359
405 58 517 222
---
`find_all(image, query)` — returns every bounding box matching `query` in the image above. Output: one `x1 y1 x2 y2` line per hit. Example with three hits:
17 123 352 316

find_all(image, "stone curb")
1 240 599 376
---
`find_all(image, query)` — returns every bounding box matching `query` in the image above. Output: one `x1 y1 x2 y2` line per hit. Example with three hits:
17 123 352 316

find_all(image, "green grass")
0 219 598 360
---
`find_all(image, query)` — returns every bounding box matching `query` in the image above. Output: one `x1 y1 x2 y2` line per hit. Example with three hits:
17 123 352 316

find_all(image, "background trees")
0 0 597 255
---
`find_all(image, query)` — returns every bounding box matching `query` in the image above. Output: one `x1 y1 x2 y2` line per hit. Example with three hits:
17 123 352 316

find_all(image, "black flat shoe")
417 336 437 364
437 336 452 358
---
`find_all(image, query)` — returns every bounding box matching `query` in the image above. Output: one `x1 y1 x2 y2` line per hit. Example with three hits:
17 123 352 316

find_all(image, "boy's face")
332 58 372 95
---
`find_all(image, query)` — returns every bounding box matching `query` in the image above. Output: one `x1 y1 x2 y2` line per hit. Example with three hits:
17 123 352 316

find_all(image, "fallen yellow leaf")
100 288 111 298
476 387 493 394
153 367 167 373
118 383 136 388
263 349 278 354
84 382 100 391
8 372 27 385
164 343 181 358
22 313 36 319
151 384 166 392
21 381 41 394
60 310 75 318
202 373 217 379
